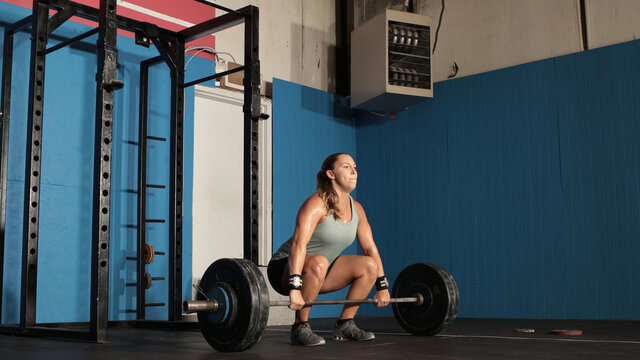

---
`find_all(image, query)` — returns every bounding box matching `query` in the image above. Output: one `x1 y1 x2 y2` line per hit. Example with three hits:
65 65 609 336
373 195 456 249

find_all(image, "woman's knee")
303 256 329 280
363 256 378 277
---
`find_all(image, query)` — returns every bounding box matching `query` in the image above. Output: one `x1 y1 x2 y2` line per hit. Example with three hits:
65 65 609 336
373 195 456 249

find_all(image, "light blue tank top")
272 196 358 264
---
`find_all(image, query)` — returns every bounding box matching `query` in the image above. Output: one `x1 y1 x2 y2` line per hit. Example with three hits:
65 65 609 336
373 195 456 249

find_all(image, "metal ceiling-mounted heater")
351 9 432 113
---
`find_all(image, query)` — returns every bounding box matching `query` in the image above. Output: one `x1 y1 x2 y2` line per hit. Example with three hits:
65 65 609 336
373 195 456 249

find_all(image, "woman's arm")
354 201 391 306
288 194 326 273
287 194 326 309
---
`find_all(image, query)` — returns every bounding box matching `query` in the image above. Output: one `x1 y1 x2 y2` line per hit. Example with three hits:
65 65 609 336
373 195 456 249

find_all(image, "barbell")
184 258 459 352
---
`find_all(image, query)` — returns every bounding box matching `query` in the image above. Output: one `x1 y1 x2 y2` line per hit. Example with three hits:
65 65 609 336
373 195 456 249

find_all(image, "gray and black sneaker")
333 319 375 341
290 322 326 346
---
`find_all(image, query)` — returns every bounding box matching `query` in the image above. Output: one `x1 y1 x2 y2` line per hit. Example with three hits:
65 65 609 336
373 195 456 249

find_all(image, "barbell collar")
184 300 219 312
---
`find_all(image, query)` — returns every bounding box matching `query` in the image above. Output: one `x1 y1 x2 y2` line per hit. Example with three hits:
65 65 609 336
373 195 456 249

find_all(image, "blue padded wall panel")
273 78 357 318
36 184 93 322
31 30 98 322
357 61 564 318
555 42 640 319
356 39 640 319
2 181 25 323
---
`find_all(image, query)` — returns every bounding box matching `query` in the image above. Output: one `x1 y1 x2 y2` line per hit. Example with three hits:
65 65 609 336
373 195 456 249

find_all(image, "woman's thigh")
279 254 330 292
319 255 374 294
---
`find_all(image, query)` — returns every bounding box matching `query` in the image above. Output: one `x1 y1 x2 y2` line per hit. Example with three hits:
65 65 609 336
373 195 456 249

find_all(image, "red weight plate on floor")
552 329 583 336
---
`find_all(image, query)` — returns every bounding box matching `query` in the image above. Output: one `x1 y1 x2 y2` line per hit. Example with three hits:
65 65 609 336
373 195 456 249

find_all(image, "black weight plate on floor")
197 258 270 352
392 263 459 335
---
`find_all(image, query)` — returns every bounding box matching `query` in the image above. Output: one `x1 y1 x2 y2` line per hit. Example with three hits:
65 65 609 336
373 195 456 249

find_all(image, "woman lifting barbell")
267 153 391 346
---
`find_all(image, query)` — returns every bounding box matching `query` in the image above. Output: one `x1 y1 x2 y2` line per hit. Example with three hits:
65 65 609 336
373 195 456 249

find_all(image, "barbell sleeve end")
414 293 424 306
184 300 219 312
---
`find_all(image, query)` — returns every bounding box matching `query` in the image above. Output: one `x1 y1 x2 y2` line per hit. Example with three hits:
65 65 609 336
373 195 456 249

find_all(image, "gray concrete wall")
586 0 640 48
358 0 640 82
215 0 640 92
411 0 583 82
214 0 337 93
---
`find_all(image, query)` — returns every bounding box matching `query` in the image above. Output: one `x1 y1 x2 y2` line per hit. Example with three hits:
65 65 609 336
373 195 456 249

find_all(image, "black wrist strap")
375 276 389 291
288 274 303 290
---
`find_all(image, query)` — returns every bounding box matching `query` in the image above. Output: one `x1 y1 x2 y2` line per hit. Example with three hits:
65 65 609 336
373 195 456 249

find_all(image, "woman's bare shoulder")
302 193 326 211
296 193 327 223
352 199 367 217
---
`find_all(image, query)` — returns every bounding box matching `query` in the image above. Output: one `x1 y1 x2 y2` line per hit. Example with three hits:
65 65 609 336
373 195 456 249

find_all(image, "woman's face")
327 154 357 192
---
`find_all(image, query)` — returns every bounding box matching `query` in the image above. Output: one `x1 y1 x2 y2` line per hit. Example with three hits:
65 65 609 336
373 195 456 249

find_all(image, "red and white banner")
1 0 216 49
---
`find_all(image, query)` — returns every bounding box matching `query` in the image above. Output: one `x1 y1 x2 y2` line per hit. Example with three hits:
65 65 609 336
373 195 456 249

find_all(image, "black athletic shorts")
267 255 341 296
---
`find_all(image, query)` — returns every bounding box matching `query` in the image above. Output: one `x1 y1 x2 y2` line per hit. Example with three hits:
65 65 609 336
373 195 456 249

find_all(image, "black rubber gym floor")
0 318 638 359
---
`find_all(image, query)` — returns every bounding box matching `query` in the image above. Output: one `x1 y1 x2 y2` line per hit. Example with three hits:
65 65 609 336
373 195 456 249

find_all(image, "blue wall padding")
554 42 640 319
355 39 640 319
273 40 640 320
1 2 202 323
272 78 357 318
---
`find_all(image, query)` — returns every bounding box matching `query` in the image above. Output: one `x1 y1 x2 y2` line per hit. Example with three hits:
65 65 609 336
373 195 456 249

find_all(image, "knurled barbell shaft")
184 295 422 313
271 297 420 306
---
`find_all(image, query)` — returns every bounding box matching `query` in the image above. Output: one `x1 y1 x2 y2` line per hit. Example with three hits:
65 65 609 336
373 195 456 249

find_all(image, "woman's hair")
316 153 347 220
